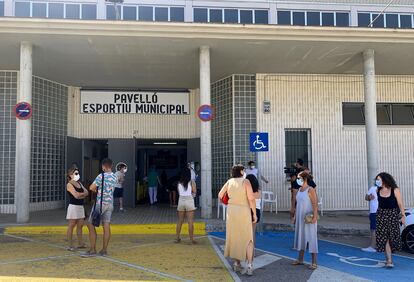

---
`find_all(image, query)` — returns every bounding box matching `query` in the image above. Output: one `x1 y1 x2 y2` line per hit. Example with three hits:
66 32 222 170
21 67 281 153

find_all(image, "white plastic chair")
262 191 278 213
217 198 227 220
318 196 323 216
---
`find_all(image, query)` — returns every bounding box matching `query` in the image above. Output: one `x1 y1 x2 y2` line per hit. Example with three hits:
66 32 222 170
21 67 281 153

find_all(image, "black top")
68 182 84 206
377 188 399 209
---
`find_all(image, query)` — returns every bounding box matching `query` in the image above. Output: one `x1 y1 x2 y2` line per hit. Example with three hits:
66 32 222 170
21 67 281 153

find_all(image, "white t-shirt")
115 171 125 188
367 186 378 213
246 167 259 178
178 182 193 197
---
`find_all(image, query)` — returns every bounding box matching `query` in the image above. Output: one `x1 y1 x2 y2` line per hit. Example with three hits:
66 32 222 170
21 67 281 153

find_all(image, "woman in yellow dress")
219 164 257 276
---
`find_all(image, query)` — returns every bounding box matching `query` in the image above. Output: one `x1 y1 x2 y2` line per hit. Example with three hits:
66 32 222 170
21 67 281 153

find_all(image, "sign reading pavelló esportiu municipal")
80 90 190 115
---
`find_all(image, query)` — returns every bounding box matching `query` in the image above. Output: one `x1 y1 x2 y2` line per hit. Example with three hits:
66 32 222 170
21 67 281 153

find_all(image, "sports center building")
1 0 414 222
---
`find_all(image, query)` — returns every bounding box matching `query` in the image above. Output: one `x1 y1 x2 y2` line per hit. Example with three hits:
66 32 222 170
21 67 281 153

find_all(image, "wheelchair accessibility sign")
250 132 269 152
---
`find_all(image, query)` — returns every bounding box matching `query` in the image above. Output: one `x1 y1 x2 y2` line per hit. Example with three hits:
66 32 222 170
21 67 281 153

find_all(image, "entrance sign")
80 90 189 115
14 102 33 120
250 132 269 152
197 104 214 121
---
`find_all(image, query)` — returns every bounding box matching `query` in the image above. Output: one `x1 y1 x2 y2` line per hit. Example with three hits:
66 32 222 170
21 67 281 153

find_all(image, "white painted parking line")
253 254 282 270
308 266 373 282
208 236 241 282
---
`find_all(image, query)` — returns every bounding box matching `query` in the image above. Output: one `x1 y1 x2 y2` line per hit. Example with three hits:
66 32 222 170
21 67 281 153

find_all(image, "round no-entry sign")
197 104 214 122
14 102 33 120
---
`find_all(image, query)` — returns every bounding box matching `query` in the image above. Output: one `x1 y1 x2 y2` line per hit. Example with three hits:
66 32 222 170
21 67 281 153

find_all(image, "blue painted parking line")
210 231 414 282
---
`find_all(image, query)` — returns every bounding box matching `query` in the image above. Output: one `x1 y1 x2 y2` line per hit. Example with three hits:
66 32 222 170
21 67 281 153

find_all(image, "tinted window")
139 6 153 21
322 13 334 26
377 104 391 125
170 7 184 22
293 12 305 26
343 103 364 125
240 10 253 24
15 2 30 17
49 3 64 19
123 6 136 20
392 104 414 125
154 7 167 21
358 13 371 27
32 3 46 18
0 1 3 17
66 4 80 19
372 14 384 28
336 12 349 27
255 10 268 24
285 129 312 169
400 15 412 29
307 12 320 26
106 5 116 20
209 9 222 23
224 9 238 23
386 14 398 28
278 11 291 25
194 8 207 22
82 4 96 20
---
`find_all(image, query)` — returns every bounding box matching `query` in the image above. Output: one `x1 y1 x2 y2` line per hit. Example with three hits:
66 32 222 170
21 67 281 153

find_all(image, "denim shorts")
369 213 377 230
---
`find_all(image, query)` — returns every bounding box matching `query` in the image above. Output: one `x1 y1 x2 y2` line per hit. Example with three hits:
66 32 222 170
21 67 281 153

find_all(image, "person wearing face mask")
361 182 378 252
292 171 319 270
375 172 406 268
245 161 269 184
66 167 89 251
114 162 127 212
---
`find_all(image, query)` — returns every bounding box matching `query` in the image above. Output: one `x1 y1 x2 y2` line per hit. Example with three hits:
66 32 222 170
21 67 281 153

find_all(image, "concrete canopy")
1 18 414 89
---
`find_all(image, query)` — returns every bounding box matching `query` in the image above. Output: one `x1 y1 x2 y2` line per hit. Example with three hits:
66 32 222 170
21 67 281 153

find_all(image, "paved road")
210 231 414 282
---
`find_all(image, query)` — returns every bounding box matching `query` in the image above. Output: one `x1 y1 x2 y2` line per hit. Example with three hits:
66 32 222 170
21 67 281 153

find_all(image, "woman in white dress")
292 171 319 270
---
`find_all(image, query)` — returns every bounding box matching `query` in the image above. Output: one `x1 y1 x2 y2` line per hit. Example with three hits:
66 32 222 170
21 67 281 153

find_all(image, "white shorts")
177 196 196 212
66 204 85 220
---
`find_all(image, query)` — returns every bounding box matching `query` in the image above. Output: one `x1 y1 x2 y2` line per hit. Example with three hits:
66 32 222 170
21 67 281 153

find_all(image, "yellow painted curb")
5 222 206 236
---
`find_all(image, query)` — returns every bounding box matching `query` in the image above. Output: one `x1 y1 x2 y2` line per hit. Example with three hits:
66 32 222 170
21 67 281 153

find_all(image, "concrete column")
184 0 193 23
96 0 106 20
199 46 212 219
269 3 277 25
363 49 379 187
15 42 33 223
4 0 13 16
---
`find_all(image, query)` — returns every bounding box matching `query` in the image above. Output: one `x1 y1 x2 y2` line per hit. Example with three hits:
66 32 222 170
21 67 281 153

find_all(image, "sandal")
233 263 243 273
308 264 318 270
174 238 181 243
67 246 76 252
77 244 87 249
385 261 394 268
291 260 304 265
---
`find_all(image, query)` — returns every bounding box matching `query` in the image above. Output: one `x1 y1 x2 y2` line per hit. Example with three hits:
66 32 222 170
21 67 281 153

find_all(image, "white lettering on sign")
80 90 190 115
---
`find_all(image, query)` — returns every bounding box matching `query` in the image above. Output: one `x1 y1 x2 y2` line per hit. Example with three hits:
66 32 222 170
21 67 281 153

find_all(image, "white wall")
256 74 414 211
67 87 200 139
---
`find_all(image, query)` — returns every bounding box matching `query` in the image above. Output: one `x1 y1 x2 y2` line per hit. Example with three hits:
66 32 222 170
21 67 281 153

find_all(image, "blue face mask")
375 179 382 187
296 178 304 186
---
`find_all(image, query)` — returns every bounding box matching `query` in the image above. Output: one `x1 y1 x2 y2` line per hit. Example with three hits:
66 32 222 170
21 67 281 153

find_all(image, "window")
376 104 391 125
139 6 153 21
372 14 384 28
336 12 349 27
322 13 334 26
307 12 320 26
194 8 207 22
82 4 96 20
285 129 312 169
400 15 412 29
32 2 46 18
49 3 64 19
292 12 305 26
106 5 117 20
278 11 291 25
255 10 268 24
66 4 80 19
386 14 399 28
392 104 414 125
154 7 167 21
0 1 4 17
343 103 365 125
240 10 253 24
224 9 238 23
358 13 371 27
123 6 137 21
209 9 222 23
170 7 184 22
15 1 30 17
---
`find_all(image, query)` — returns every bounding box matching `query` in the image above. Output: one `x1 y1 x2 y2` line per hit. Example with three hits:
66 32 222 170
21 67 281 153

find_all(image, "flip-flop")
77 244 87 249
291 260 304 265
174 238 181 243
67 246 76 252
308 264 318 270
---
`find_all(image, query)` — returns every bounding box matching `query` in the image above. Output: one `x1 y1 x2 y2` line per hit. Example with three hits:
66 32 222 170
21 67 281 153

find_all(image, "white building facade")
1 0 414 221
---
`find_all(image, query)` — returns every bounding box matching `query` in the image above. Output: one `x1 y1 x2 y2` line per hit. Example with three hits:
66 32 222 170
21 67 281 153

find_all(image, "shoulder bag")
91 172 105 227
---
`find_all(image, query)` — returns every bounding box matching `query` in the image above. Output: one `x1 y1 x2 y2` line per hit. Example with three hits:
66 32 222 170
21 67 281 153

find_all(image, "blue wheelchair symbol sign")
250 133 268 152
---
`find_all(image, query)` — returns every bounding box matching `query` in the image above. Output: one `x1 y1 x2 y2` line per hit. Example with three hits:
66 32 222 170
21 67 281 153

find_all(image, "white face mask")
250 166 255 169
73 174 80 182
123 168 127 173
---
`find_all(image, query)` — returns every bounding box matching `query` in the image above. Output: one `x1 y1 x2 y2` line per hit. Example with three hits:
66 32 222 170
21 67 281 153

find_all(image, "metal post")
15 42 33 223
363 49 379 187
199 46 212 219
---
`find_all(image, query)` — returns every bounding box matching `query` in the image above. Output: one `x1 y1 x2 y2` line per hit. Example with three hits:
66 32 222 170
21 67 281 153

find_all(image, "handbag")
304 213 319 224
221 192 229 205
91 172 104 227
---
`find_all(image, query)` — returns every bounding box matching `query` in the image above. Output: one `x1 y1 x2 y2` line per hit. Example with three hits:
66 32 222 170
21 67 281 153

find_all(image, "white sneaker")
361 246 377 252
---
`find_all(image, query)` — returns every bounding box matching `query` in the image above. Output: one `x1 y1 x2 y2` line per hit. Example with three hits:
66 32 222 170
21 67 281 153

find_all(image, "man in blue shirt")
82 158 117 257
